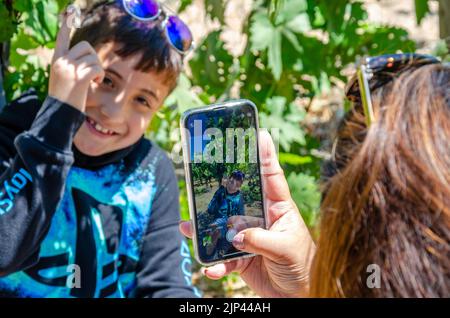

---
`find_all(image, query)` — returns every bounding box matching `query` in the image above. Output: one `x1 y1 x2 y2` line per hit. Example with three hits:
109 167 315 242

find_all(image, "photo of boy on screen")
203 170 246 258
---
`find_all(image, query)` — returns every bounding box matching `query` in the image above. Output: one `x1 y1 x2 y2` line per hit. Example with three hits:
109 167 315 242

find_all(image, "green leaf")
287 172 321 227
277 0 308 23
286 102 306 122
189 31 235 98
179 0 193 13
432 39 450 62
45 1 59 40
11 28 41 51
268 27 283 80
164 74 204 113
0 3 16 42
36 1 59 42
9 49 27 67
415 0 430 25
13 0 33 12
23 9 45 45
282 29 303 53
318 71 331 94
279 153 312 165
205 0 225 24
265 96 286 117
311 6 325 27
250 12 275 51
286 13 311 33
251 5 310 80
282 122 306 146
260 97 307 151
55 0 72 11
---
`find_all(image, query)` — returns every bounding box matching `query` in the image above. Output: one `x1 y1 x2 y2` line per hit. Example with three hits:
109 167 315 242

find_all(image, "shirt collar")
72 136 145 170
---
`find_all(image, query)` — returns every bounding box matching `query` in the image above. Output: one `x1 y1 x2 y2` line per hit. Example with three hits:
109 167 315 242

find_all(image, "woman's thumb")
232 228 284 261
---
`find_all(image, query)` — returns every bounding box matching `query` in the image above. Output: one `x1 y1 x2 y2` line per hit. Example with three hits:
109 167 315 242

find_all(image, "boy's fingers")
179 220 193 239
258 130 291 202
76 54 101 70
79 65 105 84
68 41 97 60
53 9 72 62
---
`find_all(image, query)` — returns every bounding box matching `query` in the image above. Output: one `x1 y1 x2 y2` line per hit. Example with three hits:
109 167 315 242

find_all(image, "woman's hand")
48 8 104 112
180 131 316 298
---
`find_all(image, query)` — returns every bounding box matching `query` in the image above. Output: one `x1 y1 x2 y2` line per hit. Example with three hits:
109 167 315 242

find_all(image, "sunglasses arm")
357 64 375 127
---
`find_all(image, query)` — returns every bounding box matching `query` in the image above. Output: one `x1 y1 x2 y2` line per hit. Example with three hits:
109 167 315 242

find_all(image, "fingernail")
232 233 245 249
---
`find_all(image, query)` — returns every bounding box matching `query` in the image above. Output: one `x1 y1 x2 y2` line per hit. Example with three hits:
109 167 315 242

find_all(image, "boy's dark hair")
70 0 183 92
229 170 245 182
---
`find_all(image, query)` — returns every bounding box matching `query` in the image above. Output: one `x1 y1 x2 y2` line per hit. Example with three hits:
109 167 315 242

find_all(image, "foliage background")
0 0 448 297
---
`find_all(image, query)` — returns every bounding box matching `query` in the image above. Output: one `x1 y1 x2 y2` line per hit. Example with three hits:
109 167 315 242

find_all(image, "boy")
0 1 200 298
202 171 245 259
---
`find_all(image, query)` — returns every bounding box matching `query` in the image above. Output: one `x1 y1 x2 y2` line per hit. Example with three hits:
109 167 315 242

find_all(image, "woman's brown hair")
311 63 450 297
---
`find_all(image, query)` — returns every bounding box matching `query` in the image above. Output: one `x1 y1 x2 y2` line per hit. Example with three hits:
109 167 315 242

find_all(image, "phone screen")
183 101 266 264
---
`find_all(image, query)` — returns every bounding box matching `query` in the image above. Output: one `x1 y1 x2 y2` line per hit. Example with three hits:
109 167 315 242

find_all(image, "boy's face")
226 177 243 194
74 42 171 156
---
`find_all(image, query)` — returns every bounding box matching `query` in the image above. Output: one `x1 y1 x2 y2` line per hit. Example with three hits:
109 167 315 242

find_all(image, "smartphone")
181 100 267 266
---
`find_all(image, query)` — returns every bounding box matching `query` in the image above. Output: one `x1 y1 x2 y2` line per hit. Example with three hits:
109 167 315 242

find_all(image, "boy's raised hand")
48 8 105 112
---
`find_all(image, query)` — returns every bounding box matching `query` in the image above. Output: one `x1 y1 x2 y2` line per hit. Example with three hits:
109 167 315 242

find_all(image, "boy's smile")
74 42 171 156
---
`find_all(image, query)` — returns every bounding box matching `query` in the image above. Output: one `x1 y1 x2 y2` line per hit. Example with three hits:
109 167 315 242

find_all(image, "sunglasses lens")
166 15 193 53
123 0 160 20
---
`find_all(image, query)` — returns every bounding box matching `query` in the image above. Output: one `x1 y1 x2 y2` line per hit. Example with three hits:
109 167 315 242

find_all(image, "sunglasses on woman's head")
120 0 194 54
345 53 441 126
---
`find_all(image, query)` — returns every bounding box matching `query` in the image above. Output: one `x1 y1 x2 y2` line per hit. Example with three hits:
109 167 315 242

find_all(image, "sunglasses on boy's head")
120 0 194 54
345 53 441 126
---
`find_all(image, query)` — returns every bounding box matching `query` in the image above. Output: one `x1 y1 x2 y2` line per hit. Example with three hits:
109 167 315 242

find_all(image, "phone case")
180 99 268 266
